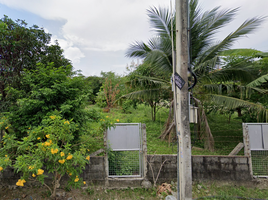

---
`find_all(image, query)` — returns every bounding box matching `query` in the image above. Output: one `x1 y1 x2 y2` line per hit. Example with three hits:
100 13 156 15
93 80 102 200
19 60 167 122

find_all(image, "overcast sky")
0 0 267 77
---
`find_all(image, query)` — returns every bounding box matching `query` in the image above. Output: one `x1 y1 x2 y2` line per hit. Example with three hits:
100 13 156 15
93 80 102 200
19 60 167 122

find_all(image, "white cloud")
64 47 85 64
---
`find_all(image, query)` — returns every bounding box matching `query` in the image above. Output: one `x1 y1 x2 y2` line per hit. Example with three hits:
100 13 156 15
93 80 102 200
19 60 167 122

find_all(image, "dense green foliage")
0 16 117 197
0 16 71 111
4 63 89 138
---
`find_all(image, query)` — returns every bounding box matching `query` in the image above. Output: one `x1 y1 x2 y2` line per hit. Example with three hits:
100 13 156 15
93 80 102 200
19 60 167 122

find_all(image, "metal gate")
106 123 143 177
243 123 268 177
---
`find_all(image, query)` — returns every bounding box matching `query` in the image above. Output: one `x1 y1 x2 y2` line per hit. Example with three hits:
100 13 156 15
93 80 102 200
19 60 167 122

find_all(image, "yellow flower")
5 126 8 129
37 137 41 140
86 156 90 161
116 119 119 122
28 127 31 129
37 169 44 175
50 116 56 120
74 177 79 182
5 155 7 157
0 166 3 171
60 152 65 157
66 155 73 160
44 141 51 147
83 181 86 185
16 179 26 187
49 140 53 144
58 159 65 164
69 173 72 176
106 116 109 118
51 148 58 154
64 121 70 125
28 166 34 170
46 134 50 138
32 174 36 177
87 149 90 152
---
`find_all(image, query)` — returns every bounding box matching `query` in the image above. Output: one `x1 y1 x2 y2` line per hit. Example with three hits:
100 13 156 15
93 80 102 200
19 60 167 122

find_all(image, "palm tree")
125 0 266 150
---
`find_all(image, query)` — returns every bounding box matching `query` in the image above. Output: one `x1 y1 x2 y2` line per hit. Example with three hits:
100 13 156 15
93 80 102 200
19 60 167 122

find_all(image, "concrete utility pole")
175 0 192 199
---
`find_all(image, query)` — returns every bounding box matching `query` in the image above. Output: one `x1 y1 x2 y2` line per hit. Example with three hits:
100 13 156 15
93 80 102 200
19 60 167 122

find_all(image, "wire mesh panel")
243 123 268 177
108 150 140 177
251 150 268 176
106 123 142 177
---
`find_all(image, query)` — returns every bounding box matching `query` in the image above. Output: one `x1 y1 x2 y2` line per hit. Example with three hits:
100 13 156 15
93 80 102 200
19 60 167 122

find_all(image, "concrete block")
234 157 248 164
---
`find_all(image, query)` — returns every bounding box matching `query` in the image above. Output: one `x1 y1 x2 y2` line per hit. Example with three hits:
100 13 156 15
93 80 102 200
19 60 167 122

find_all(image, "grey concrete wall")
0 155 251 187
82 155 251 183
192 155 251 181
82 156 106 184
146 155 251 183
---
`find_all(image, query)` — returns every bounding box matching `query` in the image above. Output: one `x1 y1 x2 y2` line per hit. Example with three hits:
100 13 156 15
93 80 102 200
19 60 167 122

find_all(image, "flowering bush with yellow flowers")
0 113 115 198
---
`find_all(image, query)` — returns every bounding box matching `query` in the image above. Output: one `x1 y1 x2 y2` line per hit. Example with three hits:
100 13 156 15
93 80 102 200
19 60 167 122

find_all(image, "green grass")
89 104 245 155
193 182 268 199
1 181 268 200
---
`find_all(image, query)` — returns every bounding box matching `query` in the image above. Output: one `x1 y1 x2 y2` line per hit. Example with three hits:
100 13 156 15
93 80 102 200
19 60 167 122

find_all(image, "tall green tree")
125 0 265 149
0 16 71 110
123 63 171 121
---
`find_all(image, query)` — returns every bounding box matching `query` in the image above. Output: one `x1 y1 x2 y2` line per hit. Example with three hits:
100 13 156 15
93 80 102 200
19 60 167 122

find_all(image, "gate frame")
243 123 253 177
243 123 268 177
104 123 147 186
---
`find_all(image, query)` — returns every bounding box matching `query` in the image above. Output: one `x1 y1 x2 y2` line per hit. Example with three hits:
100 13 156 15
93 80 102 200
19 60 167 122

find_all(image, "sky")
0 0 267 77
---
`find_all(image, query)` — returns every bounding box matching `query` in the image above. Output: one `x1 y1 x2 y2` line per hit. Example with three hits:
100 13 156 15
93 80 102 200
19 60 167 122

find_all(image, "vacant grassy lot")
91 103 244 156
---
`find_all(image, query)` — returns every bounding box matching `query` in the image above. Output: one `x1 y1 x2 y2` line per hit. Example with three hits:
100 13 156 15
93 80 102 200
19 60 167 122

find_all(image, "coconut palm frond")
121 88 164 101
193 55 219 76
190 0 238 61
205 7 238 35
146 49 172 74
147 6 172 37
199 16 265 63
125 41 152 58
126 75 170 89
207 67 255 83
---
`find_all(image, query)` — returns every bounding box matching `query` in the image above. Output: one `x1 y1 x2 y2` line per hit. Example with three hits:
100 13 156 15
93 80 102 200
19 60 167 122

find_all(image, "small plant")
86 187 94 195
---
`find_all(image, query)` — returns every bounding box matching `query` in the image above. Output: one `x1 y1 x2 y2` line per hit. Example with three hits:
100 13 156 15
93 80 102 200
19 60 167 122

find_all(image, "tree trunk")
237 108 242 117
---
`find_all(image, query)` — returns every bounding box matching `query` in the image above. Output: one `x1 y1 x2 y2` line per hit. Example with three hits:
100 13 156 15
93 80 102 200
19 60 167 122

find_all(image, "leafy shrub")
0 63 118 197
95 91 107 108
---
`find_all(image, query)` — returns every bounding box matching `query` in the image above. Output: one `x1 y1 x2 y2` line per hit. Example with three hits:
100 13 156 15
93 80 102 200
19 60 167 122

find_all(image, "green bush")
4 63 89 138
